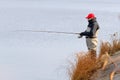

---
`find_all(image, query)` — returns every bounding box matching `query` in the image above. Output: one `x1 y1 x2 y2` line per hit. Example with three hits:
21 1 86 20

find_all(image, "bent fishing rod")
14 30 80 35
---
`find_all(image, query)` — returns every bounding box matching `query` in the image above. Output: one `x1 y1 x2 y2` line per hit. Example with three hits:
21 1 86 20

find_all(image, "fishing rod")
13 30 119 37
14 30 80 35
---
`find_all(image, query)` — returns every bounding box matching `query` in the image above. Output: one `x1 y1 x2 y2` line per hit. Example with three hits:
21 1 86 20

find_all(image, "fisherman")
78 13 100 58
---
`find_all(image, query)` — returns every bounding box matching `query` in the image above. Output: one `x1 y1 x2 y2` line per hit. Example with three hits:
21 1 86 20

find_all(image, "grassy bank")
68 34 120 80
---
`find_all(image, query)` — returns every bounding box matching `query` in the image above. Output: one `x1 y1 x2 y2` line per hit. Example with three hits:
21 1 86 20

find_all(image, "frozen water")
0 0 120 80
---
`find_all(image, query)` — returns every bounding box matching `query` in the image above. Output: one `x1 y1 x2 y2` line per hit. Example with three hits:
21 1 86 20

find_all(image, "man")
78 13 100 57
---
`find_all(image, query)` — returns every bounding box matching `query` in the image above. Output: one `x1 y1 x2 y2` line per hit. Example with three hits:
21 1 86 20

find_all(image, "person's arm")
80 23 98 37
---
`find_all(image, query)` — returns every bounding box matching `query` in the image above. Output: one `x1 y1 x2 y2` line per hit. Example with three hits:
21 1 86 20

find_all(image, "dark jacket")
80 18 100 38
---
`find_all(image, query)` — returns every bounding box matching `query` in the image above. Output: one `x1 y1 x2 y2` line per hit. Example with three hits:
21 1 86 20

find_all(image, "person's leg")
86 38 98 51
86 38 98 59
86 38 92 50
91 38 98 51
89 50 96 60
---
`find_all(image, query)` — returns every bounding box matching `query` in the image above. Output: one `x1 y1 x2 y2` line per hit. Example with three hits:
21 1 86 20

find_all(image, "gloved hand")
78 33 83 38
78 35 82 38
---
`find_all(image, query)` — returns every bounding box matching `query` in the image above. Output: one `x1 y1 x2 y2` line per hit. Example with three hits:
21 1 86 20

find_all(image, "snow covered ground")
0 0 120 80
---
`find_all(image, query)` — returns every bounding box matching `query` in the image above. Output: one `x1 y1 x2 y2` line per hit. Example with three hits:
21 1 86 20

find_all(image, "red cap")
86 13 95 19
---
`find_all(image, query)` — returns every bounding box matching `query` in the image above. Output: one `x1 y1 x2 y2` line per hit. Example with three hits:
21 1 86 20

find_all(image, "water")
0 0 120 80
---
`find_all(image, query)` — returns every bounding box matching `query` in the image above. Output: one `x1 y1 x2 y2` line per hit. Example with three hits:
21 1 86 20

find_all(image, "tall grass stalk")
68 33 120 80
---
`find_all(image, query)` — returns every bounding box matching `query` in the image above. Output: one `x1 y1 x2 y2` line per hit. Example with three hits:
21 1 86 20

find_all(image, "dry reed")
99 34 120 56
68 52 98 80
68 33 120 80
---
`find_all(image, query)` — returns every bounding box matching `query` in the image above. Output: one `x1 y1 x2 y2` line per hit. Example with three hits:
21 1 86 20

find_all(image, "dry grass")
99 34 120 56
110 38 120 54
99 42 111 57
68 52 98 80
68 33 120 80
